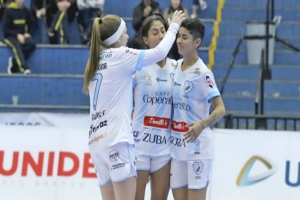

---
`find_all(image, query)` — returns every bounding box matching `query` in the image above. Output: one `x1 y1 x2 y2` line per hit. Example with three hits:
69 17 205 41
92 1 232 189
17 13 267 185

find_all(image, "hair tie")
99 18 103 24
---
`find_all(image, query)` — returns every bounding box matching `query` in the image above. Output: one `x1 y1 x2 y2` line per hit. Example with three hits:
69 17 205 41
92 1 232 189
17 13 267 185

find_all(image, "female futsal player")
170 18 226 200
83 11 186 200
132 14 176 200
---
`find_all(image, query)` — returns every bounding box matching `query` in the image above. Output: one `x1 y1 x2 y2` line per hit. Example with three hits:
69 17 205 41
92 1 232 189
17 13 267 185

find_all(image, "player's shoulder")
102 46 136 59
119 46 140 57
196 59 213 75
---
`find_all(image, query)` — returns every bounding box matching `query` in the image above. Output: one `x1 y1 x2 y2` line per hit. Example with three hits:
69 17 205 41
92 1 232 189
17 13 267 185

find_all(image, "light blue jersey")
171 58 220 161
132 58 177 156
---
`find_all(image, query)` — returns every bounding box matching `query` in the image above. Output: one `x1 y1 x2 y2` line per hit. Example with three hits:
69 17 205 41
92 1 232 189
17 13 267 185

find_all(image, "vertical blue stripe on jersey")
206 91 221 103
135 50 145 71
155 69 167 118
132 76 137 89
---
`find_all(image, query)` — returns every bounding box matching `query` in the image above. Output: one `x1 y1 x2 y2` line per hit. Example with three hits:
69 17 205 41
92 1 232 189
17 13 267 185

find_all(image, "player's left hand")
184 122 204 143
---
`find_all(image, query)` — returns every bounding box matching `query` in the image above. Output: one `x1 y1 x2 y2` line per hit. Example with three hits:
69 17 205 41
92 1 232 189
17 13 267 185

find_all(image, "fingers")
184 130 196 143
168 18 171 25
175 10 186 20
187 123 194 127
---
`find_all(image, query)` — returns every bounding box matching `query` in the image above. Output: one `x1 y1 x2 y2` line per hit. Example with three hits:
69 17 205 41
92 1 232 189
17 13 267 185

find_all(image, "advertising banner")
0 125 299 200
210 129 300 200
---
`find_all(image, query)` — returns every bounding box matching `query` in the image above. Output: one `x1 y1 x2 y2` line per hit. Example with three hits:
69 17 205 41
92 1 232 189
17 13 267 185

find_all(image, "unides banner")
0 126 299 200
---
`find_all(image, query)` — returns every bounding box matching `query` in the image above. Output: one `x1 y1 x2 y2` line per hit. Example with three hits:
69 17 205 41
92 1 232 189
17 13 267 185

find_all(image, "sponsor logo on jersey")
193 161 204 179
100 51 112 60
170 135 186 147
174 82 181 86
171 121 189 133
98 63 107 70
89 120 108 134
142 74 152 86
92 110 106 121
183 80 194 98
109 150 120 162
88 133 107 145
142 133 167 144
156 78 167 82
111 163 125 171
133 131 139 138
143 116 170 129
143 95 172 105
194 68 200 74
125 49 137 55
205 76 214 88
173 100 191 111
194 139 200 154
170 73 174 81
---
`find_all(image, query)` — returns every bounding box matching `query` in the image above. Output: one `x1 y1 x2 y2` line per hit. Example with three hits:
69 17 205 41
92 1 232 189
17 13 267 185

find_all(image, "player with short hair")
170 18 226 200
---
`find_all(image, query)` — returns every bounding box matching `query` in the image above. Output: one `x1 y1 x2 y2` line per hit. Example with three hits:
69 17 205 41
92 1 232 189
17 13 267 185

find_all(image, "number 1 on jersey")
92 73 103 110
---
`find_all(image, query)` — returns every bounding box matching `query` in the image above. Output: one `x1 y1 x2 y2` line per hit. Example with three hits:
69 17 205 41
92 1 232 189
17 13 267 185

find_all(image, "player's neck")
182 53 199 71
157 58 166 68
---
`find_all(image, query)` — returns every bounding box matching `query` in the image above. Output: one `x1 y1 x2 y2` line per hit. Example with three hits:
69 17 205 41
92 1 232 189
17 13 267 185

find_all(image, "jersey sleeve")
200 71 221 103
120 23 179 74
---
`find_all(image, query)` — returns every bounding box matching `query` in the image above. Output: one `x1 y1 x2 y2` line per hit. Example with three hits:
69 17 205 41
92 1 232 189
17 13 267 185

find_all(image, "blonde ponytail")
83 18 102 94
83 15 122 94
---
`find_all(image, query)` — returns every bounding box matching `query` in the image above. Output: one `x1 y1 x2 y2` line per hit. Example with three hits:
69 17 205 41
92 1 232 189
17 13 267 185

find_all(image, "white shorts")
170 158 212 190
136 154 171 173
90 142 137 186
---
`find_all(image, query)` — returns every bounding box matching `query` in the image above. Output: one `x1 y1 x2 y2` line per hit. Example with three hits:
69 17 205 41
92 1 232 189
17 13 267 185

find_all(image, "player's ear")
143 37 149 46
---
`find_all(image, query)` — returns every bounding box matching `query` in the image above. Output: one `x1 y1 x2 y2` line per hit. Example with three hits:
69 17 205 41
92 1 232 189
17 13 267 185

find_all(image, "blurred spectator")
163 0 188 60
77 0 104 45
127 0 161 48
163 0 189 21
191 0 207 19
30 0 56 42
3 0 35 75
0 0 10 20
47 0 78 44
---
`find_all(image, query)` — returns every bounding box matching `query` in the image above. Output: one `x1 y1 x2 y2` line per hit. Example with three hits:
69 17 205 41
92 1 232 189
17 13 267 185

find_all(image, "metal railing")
224 114 300 131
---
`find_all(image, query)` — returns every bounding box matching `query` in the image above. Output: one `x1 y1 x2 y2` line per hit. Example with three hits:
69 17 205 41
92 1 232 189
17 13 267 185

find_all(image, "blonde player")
170 18 226 200
83 12 186 200
132 14 176 200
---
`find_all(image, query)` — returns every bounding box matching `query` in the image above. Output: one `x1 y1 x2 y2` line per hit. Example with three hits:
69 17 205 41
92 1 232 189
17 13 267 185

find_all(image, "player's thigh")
136 170 150 200
135 155 151 200
90 151 114 199
170 158 188 200
100 182 116 200
188 186 208 200
90 151 111 187
113 176 136 200
150 155 171 200
187 159 213 200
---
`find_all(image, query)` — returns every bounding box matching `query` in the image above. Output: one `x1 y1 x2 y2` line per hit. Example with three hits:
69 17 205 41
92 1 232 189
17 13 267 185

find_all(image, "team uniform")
170 58 220 190
132 58 176 173
87 23 179 186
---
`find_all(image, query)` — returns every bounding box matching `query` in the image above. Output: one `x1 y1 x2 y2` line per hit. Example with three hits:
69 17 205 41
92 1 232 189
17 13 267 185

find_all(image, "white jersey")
87 23 179 152
132 58 177 156
171 58 220 161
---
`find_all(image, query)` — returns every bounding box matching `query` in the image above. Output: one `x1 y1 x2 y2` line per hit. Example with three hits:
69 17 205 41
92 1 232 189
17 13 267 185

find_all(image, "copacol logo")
109 150 120 162
236 155 277 187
